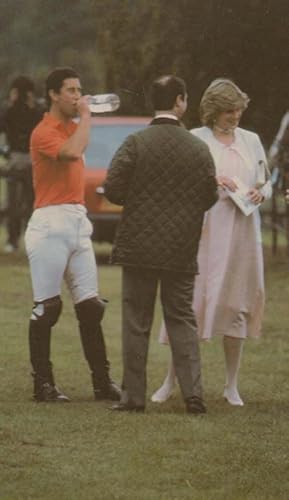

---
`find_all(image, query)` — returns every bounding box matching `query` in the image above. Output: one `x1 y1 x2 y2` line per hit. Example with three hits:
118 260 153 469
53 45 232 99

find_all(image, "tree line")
1 0 288 145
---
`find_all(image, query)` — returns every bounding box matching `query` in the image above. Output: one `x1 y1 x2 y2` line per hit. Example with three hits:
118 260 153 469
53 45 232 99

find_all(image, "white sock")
151 359 176 403
223 336 244 406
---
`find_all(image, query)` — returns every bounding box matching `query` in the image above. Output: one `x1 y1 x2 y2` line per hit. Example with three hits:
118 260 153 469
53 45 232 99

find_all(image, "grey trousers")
121 266 203 407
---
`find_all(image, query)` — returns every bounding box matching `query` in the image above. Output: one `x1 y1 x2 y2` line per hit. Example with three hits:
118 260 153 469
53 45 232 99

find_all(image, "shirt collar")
42 112 76 131
207 127 253 169
154 113 178 121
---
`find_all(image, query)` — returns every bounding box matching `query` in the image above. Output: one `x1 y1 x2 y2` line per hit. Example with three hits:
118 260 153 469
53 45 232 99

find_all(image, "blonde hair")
199 78 250 127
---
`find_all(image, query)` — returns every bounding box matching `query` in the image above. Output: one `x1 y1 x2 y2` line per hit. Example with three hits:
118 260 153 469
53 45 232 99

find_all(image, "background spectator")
1 76 43 252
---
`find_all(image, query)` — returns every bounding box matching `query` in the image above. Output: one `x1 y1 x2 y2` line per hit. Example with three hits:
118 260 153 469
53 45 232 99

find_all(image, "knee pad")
30 296 62 327
75 297 107 324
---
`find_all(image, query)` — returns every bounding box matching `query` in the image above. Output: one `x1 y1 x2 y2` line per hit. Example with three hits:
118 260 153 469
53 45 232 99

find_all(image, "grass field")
1 236 289 499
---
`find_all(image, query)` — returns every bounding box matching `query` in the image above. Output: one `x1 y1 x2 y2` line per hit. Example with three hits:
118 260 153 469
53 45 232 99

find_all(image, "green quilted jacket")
104 118 218 273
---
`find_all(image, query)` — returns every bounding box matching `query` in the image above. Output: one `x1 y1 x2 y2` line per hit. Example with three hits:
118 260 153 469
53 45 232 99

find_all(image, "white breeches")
25 204 98 304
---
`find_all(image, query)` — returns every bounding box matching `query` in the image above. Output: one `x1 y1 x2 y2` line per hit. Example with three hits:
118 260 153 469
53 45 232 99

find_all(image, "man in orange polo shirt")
25 67 120 402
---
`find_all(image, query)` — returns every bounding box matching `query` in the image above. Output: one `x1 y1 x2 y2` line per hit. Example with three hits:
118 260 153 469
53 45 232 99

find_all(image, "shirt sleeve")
104 135 136 205
254 134 272 200
197 144 219 211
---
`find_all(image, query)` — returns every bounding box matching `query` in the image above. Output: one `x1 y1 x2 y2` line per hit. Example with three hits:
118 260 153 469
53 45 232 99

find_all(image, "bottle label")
88 94 120 113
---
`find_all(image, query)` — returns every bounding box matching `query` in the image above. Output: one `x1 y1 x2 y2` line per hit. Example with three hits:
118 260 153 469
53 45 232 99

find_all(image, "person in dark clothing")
1 76 43 252
104 75 218 414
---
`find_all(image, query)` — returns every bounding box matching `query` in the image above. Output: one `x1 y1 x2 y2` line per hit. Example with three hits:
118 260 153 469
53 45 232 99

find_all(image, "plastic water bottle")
87 93 120 113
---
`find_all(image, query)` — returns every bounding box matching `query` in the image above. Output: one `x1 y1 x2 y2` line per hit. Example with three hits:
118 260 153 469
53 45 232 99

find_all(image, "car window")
85 124 146 168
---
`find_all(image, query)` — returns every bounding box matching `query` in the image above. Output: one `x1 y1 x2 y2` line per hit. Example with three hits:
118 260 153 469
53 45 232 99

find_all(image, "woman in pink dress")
151 79 272 406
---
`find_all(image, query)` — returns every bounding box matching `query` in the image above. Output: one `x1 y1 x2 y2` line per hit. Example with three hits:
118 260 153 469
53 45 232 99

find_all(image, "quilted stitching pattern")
105 124 218 272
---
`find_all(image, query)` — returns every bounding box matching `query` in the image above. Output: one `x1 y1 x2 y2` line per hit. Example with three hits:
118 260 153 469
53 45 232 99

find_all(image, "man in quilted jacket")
104 75 218 414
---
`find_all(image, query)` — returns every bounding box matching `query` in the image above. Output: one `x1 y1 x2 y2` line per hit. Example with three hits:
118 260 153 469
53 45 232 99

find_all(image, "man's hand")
58 96 91 161
76 96 91 118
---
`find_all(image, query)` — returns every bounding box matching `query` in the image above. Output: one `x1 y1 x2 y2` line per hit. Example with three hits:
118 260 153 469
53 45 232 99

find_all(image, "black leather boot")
32 372 70 402
29 298 69 402
75 297 121 401
91 371 121 401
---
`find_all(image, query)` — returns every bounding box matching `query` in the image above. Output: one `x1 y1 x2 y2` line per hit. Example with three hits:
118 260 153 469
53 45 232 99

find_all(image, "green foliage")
0 1 288 141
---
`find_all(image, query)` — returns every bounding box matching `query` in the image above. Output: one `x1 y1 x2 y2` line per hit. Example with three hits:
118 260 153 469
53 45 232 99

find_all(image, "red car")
84 116 149 243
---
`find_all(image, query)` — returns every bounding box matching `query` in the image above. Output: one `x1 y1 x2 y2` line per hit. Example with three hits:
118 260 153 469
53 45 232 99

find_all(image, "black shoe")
110 402 145 413
34 382 70 402
94 380 121 401
185 396 206 415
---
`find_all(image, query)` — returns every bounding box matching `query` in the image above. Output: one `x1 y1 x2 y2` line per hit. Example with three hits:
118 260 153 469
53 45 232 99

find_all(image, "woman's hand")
247 188 264 205
216 175 237 192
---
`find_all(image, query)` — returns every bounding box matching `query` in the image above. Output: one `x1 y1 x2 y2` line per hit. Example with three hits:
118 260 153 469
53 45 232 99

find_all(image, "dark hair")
150 75 187 110
45 67 79 107
10 75 35 103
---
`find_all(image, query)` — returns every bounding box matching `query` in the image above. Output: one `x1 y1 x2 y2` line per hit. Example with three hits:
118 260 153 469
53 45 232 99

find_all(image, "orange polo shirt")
30 113 85 208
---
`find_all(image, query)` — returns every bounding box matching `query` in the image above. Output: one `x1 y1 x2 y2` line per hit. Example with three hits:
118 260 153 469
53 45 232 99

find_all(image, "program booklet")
225 176 260 216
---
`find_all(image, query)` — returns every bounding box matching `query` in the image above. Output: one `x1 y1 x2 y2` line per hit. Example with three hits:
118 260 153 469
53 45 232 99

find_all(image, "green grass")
1 236 289 499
